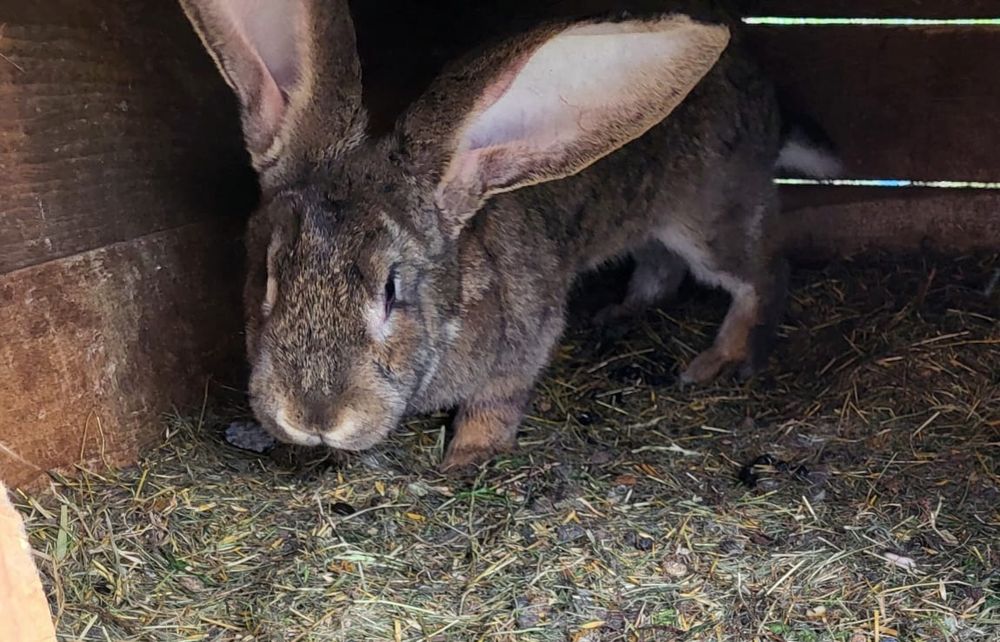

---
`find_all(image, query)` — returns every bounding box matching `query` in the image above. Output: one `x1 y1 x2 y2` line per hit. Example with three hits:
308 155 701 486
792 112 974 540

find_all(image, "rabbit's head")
181 0 729 449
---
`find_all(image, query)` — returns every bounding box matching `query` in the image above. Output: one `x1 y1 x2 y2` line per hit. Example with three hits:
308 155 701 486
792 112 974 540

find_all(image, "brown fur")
183 0 792 470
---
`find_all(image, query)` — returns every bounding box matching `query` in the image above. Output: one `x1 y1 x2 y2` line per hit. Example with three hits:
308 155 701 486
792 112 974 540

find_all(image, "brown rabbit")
180 0 838 470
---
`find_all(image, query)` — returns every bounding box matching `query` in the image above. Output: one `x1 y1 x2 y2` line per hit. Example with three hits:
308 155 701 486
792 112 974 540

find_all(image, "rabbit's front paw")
680 348 729 385
441 399 522 474
441 443 504 475
681 347 766 386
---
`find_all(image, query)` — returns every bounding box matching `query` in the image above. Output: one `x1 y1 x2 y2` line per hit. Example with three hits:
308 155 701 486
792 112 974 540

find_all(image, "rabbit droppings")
181 0 839 471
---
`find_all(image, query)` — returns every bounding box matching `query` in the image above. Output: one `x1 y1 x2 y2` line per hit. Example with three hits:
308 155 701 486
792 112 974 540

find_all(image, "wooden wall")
741 1 1000 257
0 1 255 489
2 0 997 489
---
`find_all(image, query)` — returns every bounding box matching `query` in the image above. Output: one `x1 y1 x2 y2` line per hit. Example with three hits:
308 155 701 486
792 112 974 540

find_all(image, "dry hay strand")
13 251 1000 641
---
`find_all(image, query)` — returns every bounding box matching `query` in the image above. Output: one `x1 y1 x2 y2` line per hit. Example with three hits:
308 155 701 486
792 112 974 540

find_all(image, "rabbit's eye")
383 268 397 318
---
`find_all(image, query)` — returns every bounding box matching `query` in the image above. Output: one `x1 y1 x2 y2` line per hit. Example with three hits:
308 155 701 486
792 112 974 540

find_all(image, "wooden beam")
783 187 1000 259
0 222 245 490
0 0 255 274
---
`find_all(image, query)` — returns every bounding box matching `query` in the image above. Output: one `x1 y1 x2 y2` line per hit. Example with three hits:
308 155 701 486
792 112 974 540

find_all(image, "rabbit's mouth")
317 415 389 452
264 405 396 452
269 408 323 447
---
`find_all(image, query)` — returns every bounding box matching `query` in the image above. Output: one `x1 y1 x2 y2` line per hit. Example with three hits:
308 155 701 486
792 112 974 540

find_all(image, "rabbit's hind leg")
593 241 687 325
657 196 786 385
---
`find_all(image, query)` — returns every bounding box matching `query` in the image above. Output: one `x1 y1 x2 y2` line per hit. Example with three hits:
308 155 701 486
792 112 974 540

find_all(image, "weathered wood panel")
0 222 245 490
739 1 1000 18
0 0 254 489
747 26 1000 183
0 0 254 274
783 187 1000 259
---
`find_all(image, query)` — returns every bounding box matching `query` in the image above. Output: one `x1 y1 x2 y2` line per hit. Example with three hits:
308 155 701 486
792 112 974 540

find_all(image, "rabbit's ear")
408 15 729 234
179 0 363 179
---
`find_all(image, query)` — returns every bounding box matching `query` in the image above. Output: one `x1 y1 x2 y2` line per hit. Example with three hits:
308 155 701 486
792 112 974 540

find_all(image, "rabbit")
179 0 840 471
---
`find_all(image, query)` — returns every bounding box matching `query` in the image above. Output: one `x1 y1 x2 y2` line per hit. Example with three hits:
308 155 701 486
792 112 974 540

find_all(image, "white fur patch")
274 407 322 446
443 319 461 343
263 231 284 315
655 228 751 298
776 140 843 179
263 276 278 315
631 267 671 303
320 411 359 449
365 301 392 343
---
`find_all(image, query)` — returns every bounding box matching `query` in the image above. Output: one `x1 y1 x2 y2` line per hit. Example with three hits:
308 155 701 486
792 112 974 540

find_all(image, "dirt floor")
14 251 1000 642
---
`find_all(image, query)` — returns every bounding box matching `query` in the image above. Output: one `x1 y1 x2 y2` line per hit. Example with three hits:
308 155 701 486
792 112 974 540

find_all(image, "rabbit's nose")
302 392 336 432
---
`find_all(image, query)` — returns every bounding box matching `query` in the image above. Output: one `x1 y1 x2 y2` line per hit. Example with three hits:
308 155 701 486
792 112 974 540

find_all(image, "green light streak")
743 17 1000 26
776 178 1000 189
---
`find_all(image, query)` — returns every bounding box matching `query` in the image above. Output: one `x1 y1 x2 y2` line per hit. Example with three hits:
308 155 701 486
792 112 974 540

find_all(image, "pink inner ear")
464 53 534 152
440 17 729 212
257 80 288 145
215 0 304 97
237 0 304 93
211 0 307 150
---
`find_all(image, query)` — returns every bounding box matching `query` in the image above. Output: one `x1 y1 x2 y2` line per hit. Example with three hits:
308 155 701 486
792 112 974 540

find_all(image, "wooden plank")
747 26 1000 183
0 0 254 274
738 1 1000 18
0 222 245 490
0 482 56 642
783 187 1000 259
